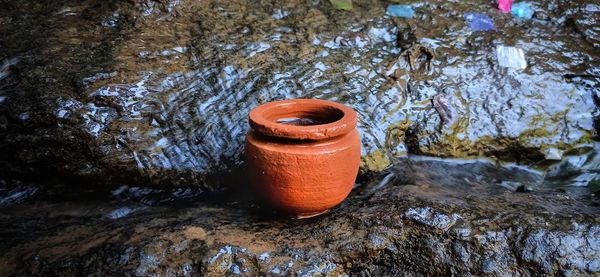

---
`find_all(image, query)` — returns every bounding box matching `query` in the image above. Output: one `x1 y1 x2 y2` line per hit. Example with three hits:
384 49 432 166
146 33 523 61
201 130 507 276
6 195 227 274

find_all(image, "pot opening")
271 106 345 126
249 99 357 140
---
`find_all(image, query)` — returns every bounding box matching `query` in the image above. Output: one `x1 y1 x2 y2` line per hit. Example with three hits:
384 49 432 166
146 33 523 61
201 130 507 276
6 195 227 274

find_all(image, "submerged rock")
0 0 598 191
0 1 598 275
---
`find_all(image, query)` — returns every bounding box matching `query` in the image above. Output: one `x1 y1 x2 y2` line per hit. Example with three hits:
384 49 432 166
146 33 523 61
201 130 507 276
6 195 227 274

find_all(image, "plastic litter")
498 0 512 13
512 2 533 19
329 0 352 10
496 45 527 70
464 13 496 31
386 5 415 18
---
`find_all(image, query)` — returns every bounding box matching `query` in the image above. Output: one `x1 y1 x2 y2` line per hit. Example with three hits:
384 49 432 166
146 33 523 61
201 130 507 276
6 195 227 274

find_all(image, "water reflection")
1 0 599 194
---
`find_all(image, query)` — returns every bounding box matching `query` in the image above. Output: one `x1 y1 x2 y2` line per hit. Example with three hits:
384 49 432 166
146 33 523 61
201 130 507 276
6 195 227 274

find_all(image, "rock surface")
1 1 599 275
1 159 599 276
0 0 599 190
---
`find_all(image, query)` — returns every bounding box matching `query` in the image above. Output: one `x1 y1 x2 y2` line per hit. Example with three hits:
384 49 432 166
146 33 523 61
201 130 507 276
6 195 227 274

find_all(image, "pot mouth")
249 99 357 140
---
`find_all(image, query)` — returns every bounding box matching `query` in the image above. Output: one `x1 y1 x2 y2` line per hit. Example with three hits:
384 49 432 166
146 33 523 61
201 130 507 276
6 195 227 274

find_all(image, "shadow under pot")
245 99 361 219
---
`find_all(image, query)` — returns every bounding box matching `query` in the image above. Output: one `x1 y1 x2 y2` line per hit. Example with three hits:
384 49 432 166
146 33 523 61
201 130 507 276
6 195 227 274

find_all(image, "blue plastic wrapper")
512 2 534 19
387 5 415 18
464 12 496 31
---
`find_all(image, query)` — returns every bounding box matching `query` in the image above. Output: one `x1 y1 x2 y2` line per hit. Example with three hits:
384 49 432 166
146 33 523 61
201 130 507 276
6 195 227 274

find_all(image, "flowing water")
0 2 599 274
0 0 599 201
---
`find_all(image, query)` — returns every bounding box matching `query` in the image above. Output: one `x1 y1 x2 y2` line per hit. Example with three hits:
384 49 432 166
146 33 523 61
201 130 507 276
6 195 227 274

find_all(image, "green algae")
360 150 391 172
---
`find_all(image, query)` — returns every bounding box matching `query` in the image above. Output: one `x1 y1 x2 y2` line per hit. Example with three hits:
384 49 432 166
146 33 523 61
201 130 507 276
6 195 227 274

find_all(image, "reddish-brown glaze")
245 99 360 218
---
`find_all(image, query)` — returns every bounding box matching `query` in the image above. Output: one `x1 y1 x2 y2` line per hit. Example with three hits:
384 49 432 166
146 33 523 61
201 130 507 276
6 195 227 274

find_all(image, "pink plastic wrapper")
498 0 512 13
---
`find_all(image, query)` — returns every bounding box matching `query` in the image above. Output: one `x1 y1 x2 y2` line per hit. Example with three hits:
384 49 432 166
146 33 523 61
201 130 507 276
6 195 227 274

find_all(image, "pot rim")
248 99 357 140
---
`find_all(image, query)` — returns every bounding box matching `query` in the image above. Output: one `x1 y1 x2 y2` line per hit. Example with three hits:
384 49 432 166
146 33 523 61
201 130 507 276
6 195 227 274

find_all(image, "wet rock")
108 207 135 219
515 184 533 192
0 0 598 192
405 207 462 230
400 44 434 71
0 183 38 207
521 225 600 274
395 24 418 50
1 160 599 276
206 246 256 275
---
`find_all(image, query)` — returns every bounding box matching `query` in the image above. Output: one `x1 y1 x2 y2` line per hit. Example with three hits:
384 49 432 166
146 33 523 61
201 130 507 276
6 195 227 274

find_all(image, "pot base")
293 209 330 219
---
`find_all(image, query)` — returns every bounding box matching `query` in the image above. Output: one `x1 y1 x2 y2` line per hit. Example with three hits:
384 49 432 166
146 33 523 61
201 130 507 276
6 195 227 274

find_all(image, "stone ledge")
1 160 598 276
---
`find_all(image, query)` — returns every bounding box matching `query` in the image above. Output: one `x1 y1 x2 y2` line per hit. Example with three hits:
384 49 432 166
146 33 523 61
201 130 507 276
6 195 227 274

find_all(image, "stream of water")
0 0 598 204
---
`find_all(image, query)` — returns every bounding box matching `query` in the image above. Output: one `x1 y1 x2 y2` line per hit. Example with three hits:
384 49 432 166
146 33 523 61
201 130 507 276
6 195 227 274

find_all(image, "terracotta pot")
245 99 360 218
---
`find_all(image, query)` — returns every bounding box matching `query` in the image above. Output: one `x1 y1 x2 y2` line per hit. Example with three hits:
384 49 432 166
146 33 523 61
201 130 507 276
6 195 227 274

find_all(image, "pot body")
244 99 360 217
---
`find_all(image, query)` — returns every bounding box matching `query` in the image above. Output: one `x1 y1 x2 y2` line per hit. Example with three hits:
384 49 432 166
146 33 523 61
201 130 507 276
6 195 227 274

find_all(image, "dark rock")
516 185 533 193
1 160 599 276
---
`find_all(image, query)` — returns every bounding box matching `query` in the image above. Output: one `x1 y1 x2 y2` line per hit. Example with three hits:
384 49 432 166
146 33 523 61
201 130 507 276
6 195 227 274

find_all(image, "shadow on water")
4 155 597 223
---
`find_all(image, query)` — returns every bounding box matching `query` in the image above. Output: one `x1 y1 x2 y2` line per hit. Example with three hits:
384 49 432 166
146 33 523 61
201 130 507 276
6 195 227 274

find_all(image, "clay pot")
245 99 360 218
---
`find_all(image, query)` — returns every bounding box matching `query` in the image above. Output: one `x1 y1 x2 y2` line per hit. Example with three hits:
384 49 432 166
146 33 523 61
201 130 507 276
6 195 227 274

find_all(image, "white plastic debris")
496 45 527 70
